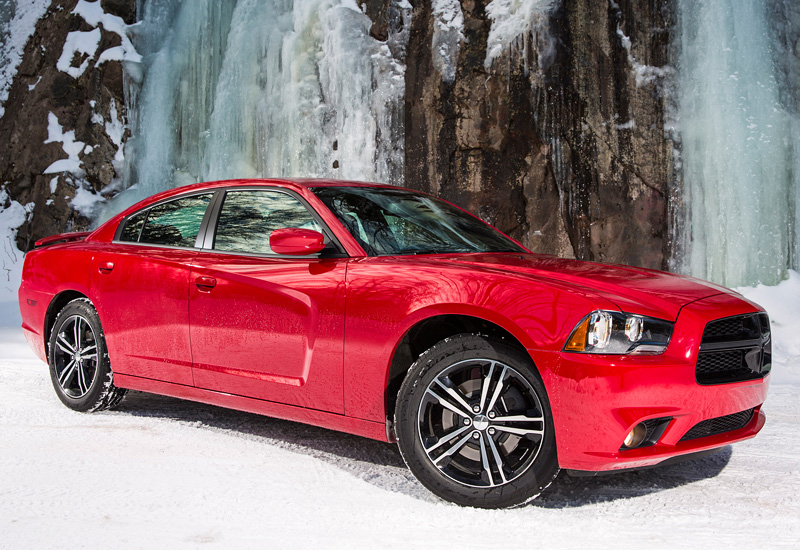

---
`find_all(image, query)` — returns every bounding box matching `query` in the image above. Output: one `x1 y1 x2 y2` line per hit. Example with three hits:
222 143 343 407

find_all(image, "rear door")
92 192 214 386
188 188 347 413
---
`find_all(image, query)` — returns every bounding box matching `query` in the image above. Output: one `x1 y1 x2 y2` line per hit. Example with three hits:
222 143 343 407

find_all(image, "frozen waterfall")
109 0 409 215
676 0 800 286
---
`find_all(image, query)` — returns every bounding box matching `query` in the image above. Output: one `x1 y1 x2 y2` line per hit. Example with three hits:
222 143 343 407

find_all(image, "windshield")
311 186 526 256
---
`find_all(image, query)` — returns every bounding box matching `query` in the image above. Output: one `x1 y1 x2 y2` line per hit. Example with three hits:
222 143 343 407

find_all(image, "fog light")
622 423 648 449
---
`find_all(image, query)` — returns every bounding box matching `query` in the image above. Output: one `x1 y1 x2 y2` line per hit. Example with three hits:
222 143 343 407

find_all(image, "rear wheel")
48 298 126 412
395 334 559 508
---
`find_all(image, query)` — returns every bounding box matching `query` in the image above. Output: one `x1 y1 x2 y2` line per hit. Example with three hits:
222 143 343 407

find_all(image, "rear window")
119 193 212 248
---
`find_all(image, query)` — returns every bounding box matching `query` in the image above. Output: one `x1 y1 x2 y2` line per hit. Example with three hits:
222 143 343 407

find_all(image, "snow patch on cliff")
615 26 675 89
72 0 141 66
431 0 464 83
43 113 85 177
70 183 105 219
57 28 101 78
0 0 50 118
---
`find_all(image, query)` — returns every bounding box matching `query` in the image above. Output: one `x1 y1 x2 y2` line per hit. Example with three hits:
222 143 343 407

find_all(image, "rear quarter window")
119 193 212 248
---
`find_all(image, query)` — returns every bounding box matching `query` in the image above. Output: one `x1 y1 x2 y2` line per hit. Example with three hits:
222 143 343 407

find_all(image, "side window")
213 190 322 255
119 210 146 242
120 194 212 247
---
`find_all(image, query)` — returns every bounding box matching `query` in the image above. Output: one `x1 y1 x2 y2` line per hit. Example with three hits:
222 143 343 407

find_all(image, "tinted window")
119 210 146 242
213 190 322 255
312 187 525 256
123 194 212 247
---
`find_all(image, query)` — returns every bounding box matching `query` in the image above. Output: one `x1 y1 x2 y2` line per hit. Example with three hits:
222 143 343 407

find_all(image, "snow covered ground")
1 276 799 548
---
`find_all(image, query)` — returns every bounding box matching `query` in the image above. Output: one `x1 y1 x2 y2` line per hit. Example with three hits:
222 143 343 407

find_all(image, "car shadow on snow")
115 391 438 502
531 446 733 508
114 391 732 508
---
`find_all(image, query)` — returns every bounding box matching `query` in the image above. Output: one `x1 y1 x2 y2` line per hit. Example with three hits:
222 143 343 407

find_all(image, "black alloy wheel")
395 334 559 508
48 298 126 412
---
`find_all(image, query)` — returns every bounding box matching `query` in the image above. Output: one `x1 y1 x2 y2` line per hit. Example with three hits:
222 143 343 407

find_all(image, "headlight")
564 311 673 355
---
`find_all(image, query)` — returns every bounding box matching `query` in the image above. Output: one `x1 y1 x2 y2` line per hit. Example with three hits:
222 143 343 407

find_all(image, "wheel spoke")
73 317 81 352
58 359 77 386
478 433 494 486
57 333 75 355
433 430 474 465
493 425 544 437
486 365 508 413
81 344 97 355
424 424 472 454
434 377 472 415
485 433 508 485
77 363 88 394
425 388 471 419
478 361 495 413
493 414 543 423
81 353 97 361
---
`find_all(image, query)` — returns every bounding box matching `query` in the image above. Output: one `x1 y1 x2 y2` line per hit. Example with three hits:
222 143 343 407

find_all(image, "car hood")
423 253 733 321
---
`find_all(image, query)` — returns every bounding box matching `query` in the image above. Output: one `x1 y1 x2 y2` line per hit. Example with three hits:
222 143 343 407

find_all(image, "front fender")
342 257 617 423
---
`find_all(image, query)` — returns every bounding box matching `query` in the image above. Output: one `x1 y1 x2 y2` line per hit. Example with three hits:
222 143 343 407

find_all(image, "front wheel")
48 298 126 412
395 334 559 508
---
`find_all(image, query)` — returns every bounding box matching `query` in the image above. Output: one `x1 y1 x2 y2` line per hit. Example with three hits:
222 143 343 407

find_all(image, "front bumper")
533 292 770 472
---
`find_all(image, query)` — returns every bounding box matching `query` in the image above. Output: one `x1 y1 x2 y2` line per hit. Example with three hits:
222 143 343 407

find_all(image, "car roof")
88 178 421 243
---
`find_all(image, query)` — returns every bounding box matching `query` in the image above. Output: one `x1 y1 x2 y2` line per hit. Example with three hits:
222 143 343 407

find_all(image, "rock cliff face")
404 0 675 269
0 0 134 250
2 0 676 271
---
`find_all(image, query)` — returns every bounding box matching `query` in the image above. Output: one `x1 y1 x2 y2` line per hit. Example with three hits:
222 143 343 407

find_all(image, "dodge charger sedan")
18 178 771 508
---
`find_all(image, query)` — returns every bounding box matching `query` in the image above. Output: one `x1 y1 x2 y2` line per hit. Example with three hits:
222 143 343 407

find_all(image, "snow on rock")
0 0 51 118
484 0 555 70
431 0 464 83
43 112 86 177
72 0 141 66
615 25 674 89
70 183 105 219
56 28 101 78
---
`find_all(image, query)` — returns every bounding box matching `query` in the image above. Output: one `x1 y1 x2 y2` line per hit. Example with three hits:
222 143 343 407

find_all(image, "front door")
188 189 347 413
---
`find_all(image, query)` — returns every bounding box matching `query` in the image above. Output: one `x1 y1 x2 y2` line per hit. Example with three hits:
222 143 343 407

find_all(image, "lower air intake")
679 408 755 442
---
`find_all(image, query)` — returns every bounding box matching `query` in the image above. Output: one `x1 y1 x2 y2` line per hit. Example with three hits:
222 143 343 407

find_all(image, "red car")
18 179 771 508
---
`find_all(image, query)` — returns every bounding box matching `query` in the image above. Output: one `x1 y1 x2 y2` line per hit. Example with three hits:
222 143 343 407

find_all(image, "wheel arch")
384 311 536 431
44 290 89 351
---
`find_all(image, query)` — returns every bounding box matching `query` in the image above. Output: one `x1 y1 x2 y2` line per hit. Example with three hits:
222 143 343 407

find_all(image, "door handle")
195 276 217 291
98 261 115 274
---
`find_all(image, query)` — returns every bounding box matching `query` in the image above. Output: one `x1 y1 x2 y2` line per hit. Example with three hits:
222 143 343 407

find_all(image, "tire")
395 334 559 508
47 298 126 412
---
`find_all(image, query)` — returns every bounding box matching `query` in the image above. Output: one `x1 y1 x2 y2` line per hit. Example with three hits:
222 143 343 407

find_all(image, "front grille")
696 349 754 382
679 408 755 442
696 313 771 385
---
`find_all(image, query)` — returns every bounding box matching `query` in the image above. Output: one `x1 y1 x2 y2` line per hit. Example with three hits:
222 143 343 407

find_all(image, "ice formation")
484 0 555 76
676 0 800 286
109 0 410 217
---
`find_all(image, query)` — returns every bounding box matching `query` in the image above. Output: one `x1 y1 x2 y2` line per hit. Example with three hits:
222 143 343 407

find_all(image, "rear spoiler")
34 231 92 248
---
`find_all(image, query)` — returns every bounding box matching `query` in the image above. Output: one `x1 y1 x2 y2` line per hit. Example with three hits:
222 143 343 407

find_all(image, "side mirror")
270 228 326 255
